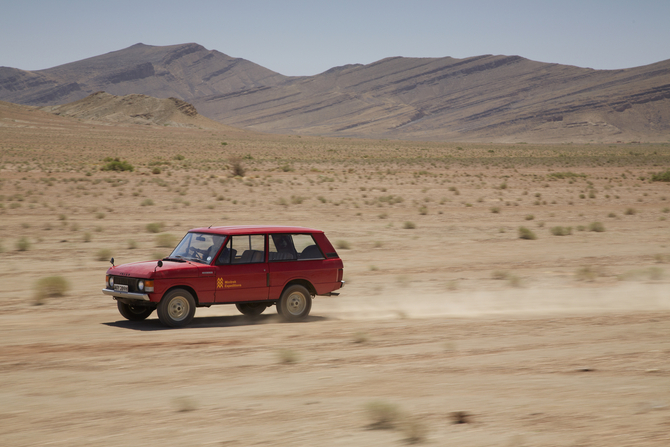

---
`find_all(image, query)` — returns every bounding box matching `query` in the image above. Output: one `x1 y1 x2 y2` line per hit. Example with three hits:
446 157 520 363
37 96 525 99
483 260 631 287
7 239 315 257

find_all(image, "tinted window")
217 235 265 264
269 234 323 261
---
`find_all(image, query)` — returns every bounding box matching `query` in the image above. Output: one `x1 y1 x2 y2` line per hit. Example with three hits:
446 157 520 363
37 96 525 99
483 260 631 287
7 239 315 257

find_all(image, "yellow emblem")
217 277 224 289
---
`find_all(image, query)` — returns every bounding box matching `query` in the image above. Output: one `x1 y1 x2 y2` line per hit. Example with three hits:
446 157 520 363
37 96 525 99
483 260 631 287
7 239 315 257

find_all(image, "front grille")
111 276 140 293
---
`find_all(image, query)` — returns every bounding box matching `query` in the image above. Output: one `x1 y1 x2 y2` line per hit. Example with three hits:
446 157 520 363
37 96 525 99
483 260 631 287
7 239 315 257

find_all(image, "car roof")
188 225 324 236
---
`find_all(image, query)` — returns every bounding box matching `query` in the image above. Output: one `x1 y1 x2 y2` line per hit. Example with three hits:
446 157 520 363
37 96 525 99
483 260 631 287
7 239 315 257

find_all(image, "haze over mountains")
1 42 669 142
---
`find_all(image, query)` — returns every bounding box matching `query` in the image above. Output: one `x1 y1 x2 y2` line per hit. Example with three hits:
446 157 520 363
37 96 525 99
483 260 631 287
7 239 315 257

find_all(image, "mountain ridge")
1 42 669 142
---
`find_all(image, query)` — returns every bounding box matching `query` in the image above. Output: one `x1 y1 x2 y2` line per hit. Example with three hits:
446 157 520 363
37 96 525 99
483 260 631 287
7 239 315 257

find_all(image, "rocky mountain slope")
0 43 285 106
41 91 232 129
1 43 669 142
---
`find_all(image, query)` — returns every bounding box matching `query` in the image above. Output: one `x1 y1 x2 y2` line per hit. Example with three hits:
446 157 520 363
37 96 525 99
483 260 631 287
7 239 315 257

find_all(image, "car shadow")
102 314 328 331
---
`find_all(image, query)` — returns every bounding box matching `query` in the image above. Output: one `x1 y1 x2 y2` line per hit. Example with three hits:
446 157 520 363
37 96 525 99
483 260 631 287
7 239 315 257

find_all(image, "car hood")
106 259 205 279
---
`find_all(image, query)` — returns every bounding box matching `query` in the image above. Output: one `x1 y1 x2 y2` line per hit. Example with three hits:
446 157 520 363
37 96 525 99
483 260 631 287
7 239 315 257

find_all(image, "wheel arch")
282 279 316 297
162 285 200 305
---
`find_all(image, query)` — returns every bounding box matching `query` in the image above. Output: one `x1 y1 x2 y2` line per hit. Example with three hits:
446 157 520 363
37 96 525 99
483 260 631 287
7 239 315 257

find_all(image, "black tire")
157 289 196 328
117 301 154 321
277 285 312 321
236 302 267 316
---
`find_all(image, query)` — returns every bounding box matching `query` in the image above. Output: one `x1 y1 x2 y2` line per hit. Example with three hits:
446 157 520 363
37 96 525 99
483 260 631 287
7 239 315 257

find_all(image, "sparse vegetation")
146 222 164 233
335 240 351 250
96 248 112 261
403 221 416 229
229 156 245 177
156 233 177 248
277 349 299 364
101 157 134 172
650 170 670 182
589 222 605 232
518 226 537 240
34 276 70 305
550 226 572 236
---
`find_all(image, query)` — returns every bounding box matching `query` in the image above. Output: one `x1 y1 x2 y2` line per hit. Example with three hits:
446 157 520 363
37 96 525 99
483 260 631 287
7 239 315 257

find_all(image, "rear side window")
269 233 324 261
217 235 265 264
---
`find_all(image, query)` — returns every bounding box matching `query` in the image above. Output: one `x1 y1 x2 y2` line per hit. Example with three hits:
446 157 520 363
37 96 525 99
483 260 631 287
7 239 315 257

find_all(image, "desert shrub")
335 240 351 250
403 221 416 229
624 207 636 215
575 266 597 281
101 158 134 172
128 240 138 249
146 222 164 233
140 198 154 206
172 396 198 412
490 206 500 213
365 401 400 429
96 212 105 219
16 237 31 251
589 222 605 232
518 226 537 240
83 232 92 242
525 214 534 220
651 170 670 182
352 332 369 343
492 270 509 280
173 154 185 161
151 167 161 175
418 205 428 215
550 226 572 236
277 349 299 364
229 156 245 177
156 233 177 248
96 248 112 261
608 212 617 218
290 195 305 205
548 171 586 179
34 276 70 304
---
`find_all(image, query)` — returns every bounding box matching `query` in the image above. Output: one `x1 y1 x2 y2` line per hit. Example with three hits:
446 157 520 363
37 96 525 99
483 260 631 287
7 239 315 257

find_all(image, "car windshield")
167 232 226 264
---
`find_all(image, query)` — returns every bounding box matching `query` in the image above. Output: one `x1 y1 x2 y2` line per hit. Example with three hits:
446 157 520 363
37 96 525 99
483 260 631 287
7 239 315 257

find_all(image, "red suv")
103 226 344 327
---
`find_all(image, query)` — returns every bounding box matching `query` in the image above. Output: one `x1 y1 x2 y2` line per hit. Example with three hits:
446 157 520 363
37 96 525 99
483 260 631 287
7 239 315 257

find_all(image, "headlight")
109 276 114 288
138 280 144 291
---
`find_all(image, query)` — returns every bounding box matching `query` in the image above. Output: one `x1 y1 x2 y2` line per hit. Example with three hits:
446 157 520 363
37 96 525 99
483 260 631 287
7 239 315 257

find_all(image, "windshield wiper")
162 256 186 263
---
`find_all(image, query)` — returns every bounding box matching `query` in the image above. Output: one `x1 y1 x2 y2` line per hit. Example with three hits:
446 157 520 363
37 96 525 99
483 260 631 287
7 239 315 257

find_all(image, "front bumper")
102 288 150 301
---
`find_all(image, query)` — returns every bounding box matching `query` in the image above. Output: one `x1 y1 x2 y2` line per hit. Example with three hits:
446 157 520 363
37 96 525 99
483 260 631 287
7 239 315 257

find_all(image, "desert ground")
1 108 670 446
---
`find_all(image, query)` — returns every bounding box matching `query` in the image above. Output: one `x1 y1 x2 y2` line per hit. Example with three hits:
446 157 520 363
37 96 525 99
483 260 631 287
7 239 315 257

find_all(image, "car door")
214 234 269 303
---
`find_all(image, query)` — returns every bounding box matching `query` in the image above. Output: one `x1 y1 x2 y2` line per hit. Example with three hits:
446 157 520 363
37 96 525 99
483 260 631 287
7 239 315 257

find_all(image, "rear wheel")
157 289 196 328
117 301 154 321
278 285 312 321
236 302 267 316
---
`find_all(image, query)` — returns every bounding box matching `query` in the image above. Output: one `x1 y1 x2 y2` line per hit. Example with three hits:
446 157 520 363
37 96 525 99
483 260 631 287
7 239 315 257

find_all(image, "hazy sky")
2 0 669 76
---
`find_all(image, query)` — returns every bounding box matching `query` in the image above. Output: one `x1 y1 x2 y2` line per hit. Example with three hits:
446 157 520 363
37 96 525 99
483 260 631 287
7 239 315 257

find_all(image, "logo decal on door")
218 278 241 288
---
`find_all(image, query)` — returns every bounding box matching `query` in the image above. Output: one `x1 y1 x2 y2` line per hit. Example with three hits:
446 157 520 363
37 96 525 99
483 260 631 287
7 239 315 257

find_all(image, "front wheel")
277 285 312 321
157 289 196 328
117 301 154 321
236 302 267 316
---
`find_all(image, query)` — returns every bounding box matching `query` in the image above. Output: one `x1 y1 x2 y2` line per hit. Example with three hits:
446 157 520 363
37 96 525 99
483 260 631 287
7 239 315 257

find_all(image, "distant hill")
40 91 233 129
2 43 669 142
0 43 285 106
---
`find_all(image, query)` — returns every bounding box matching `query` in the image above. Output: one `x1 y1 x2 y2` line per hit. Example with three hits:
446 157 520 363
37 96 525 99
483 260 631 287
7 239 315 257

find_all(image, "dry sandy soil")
1 108 670 446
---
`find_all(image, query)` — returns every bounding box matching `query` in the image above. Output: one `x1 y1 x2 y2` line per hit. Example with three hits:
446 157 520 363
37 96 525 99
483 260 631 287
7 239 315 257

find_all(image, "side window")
269 234 324 261
269 234 297 261
293 234 324 260
230 235 265 264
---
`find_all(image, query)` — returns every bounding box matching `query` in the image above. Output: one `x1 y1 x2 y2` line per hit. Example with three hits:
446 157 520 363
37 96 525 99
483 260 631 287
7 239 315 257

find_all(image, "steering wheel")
188 246 204 260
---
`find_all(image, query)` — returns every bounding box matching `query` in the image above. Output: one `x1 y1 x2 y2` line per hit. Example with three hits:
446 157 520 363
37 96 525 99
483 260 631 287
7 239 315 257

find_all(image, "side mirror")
157 260 163 268
110 257 115 267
